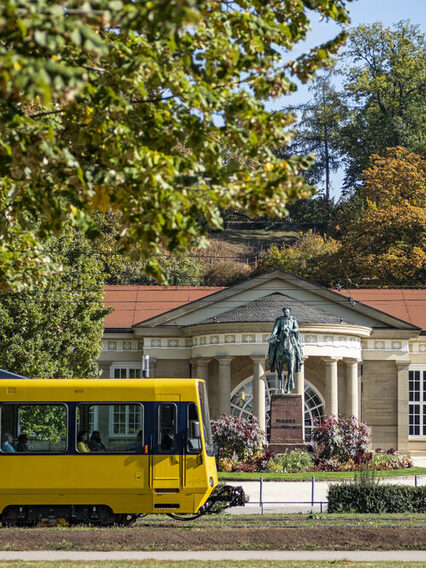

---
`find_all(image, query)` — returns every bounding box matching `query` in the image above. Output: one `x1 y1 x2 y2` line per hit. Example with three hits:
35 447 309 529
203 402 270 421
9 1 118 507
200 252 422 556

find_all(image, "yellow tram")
0 378 242 525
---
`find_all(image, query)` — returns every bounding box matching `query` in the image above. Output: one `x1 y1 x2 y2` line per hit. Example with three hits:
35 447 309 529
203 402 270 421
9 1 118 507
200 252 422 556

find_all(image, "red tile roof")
103 285 225 328
103 285 426 331
333 289 426 331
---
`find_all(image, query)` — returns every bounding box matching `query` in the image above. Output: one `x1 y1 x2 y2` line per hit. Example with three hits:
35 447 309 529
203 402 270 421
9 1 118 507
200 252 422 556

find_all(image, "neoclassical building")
99 271 426 455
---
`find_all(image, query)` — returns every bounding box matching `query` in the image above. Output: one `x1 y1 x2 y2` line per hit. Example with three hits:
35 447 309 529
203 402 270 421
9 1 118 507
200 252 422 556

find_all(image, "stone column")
324 358 339 416
396 360 410 453
195 358 211 381
345 359 360 419
251 356 266 439
148 357 157 379
295 356 307 439
189 359 197 378
217 357 232 415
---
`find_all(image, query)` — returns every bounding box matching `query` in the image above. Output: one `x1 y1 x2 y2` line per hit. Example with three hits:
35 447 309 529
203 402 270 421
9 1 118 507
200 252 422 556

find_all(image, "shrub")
203 260 251 286
328 484 426 513
254 231 341 287
211 414 264 461
311 414 372 465
251 449 277 472
372 451 413 470
217 449 276 472
267 450 313 473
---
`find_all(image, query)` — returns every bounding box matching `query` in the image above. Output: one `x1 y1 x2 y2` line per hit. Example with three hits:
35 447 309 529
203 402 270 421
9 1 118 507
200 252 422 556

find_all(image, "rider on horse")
268 306 303 393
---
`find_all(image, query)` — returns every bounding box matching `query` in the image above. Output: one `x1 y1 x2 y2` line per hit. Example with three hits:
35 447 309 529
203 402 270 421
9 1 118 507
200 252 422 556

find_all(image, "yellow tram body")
0 378 218 523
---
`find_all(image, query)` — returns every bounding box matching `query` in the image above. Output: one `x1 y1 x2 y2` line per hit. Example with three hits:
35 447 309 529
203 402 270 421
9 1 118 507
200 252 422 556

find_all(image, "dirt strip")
1 526 426 551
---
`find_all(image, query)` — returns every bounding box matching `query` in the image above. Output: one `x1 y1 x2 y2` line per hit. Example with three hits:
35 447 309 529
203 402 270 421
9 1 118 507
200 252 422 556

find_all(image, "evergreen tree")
286 75 343 201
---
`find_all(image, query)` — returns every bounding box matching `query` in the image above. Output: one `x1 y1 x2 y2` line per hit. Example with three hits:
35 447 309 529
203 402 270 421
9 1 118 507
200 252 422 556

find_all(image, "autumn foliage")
255 230 341 285
333 147 426 286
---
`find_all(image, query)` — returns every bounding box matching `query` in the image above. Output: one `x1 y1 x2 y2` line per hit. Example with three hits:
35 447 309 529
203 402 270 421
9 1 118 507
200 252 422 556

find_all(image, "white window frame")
409 366 426 438
108 403 143 438
110 363 142 379
88 405 99 432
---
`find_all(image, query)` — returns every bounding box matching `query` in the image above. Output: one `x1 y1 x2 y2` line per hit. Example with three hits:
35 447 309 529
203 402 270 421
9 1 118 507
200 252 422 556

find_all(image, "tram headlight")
209 476 214 487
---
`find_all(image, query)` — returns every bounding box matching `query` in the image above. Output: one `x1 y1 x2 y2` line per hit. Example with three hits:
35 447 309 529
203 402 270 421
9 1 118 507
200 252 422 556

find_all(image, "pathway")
0 550 426 562
226 457 426 514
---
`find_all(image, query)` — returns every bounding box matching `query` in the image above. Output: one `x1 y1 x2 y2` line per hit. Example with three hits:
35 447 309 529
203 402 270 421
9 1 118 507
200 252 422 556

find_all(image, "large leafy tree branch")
0 0 352 290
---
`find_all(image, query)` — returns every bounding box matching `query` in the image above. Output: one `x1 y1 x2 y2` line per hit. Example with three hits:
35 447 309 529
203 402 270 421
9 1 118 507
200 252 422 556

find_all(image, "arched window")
230 373 324 442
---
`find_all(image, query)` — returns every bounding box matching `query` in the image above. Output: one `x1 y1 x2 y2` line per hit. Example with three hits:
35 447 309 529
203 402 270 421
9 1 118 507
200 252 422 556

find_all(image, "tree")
331 147 426 286
284 75 344 201
0 0 352 291
0 225 110 378
255 230 341 286
287 21 426 199
339 21 426 189
110 253 205 286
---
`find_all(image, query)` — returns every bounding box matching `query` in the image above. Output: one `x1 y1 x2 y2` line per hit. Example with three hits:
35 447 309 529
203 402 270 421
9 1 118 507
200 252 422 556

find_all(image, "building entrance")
230 374 324 442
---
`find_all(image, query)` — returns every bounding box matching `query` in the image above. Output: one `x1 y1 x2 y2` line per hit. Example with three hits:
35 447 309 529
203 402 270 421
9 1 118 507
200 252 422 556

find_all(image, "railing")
255 476 326 513
234 474 424 514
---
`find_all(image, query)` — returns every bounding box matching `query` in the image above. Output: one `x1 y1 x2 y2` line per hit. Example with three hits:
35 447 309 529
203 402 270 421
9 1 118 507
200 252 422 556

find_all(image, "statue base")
268 394 308 453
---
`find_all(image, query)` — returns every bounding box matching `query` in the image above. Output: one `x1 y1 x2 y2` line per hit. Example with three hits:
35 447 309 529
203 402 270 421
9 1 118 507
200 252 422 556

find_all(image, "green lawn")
218 467 426 481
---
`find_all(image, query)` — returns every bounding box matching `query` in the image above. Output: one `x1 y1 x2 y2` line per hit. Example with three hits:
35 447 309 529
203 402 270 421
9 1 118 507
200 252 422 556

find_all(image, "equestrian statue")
268 306 303 394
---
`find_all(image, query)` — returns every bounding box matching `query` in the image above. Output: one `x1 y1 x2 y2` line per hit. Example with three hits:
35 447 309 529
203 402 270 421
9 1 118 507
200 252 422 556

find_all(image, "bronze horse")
268 331 297 394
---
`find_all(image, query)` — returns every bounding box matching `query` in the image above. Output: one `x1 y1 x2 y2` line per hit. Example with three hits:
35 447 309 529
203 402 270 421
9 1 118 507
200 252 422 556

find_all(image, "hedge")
328 484 426 513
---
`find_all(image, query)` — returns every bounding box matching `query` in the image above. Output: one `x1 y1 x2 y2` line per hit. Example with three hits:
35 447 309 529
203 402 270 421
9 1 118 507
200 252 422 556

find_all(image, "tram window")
76 403 143 452
187 403 202 453
198 381 214 455
1 404 67 453
158 404 176 451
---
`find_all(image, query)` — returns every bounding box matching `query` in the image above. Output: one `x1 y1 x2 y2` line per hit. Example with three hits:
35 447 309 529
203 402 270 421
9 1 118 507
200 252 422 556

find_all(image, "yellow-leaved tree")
334 147 425 286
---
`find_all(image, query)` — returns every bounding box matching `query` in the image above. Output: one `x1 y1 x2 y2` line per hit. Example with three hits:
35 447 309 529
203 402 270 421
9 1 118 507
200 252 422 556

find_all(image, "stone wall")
362 360 398 449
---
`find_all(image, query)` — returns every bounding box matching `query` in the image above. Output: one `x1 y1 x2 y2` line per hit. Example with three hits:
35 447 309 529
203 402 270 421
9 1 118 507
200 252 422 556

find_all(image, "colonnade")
324 358 360 418
192 355 361 432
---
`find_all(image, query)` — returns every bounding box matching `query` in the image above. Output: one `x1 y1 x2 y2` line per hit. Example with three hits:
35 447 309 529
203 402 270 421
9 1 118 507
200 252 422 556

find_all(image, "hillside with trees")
287 20 425 196
204 20 426 289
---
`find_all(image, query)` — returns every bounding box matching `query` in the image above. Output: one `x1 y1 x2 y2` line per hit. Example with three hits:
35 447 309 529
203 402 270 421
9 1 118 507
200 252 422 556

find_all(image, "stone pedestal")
269 394 306 452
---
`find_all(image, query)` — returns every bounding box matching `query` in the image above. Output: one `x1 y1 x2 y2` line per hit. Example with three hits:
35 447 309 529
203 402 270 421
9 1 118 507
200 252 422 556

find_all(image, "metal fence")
236 474 424 514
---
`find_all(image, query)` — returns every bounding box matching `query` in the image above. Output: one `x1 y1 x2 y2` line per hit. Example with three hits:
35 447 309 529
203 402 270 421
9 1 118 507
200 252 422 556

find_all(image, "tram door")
151 402 182 489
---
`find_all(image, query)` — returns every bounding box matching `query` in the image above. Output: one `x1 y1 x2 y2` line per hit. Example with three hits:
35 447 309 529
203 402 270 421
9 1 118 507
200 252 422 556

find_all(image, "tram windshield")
198 381 214 455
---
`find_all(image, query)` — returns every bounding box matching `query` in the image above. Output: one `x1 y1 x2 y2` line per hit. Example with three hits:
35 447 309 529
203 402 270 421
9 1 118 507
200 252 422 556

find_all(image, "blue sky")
275 0 425 198
284 0 425 107
307 0 425 51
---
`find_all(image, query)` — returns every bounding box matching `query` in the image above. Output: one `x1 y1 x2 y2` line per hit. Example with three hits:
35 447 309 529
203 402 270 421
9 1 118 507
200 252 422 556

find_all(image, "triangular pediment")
200 292 344 324
133 270 420 332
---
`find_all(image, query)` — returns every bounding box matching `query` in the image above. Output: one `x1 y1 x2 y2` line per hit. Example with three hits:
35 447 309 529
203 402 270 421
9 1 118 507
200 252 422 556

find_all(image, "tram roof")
0 369 31 379
0 378 205 401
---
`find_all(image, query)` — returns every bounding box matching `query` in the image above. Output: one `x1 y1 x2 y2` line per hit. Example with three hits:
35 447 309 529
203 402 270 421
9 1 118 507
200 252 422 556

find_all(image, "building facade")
99 271 426 455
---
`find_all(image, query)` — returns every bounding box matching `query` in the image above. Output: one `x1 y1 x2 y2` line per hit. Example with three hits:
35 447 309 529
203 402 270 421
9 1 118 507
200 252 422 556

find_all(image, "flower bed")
212 414 413 473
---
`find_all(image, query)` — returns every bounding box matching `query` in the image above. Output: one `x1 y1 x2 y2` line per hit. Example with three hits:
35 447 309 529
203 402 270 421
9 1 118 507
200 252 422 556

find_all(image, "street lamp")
142 354 150 378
